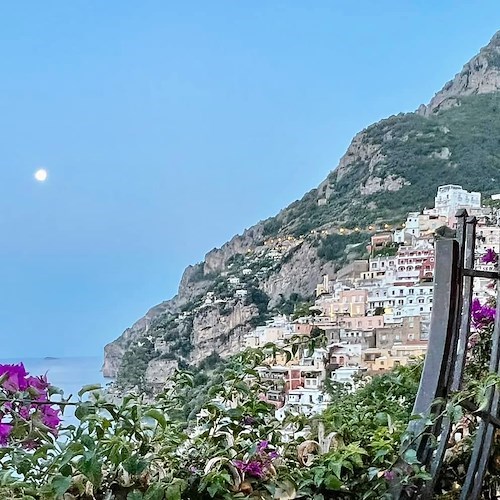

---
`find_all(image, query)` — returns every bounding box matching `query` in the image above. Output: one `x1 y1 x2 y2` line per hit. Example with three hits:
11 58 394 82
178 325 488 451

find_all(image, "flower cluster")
233 440 279 479
0 363 61 447
471 298 496 330
482 248 499 265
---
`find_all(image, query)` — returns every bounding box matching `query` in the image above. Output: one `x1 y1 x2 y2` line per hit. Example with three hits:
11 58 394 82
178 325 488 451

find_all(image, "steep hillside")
104 31 500 389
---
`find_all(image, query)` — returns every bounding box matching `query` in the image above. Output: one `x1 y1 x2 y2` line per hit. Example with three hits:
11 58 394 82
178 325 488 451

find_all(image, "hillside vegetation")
266 92 500 238
104 31 500 389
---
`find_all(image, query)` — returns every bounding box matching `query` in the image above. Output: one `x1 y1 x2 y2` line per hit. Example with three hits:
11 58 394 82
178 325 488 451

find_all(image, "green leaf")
48 385 64 396
144 408 167 429
207 483 218 498
368 467 381 480
78 384 102 397
80 434 96 451
59 463 72 477
144 483 166 500
324 474 343 490
33 444 53 460
51 475 71 496
328 460 342 478
123 454 149 475
74 402 93 421
164 480 187 500
127 491 144 500
403 448 419 465
78 454 103 487
18 459 33 475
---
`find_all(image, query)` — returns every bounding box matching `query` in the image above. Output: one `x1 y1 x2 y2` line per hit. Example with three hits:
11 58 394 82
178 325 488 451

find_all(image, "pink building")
419 256 435 281
341 315 384 330
396 245 435 283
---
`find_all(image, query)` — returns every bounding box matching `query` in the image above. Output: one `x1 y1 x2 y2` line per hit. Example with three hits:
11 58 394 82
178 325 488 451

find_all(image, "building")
396 241 434 283
425 184 481 226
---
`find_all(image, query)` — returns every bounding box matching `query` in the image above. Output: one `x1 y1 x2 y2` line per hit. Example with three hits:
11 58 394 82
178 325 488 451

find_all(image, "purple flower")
0 422 12 446
242 416 256 426
27 375 49 393
471 298 496 329
257 440 269 451
482 248 498 264
383 470 396 481
19 406 30 420
40 406 61 431
245 460 265 478
0 364 28 392
233 459 265 478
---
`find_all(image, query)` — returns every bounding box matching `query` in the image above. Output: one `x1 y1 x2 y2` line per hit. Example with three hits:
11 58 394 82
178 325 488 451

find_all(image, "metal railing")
397 209 500 499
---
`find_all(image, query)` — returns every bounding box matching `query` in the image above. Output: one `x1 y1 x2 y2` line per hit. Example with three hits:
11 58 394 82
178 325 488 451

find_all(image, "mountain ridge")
103 31 500 387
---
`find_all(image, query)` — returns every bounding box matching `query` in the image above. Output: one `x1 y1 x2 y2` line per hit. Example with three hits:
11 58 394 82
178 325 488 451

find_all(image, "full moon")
34 169 48 182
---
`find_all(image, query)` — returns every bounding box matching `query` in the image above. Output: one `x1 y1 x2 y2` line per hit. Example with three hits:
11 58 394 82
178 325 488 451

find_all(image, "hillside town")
240 185 500 417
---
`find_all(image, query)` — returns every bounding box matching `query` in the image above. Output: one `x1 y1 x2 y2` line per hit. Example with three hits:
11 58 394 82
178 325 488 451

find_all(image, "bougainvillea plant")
0 245 499 499
0 363 61 448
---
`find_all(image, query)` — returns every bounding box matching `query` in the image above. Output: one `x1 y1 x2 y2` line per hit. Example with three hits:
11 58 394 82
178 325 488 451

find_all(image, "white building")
383 284 433 339
331 366 367 388
426 185 481 224
476 226 500 255
279 387 328 416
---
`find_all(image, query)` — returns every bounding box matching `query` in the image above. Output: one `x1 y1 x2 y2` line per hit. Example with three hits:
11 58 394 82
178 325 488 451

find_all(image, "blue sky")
1 1 499 358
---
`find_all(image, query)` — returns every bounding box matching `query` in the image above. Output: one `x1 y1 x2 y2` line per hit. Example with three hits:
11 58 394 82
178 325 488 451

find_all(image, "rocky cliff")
104 31 500 387
420 31 500 116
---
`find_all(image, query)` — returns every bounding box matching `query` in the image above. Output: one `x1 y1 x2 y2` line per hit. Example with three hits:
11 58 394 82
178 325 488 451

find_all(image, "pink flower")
0 364 28 392
0 422 13 446
482 248 498 264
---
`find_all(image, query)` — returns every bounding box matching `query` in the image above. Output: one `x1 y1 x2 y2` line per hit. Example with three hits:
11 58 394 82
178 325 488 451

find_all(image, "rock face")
145 359 178 388
261 242 337 307
420 31 500 116
102 300 174 377
104 30 500 388
190 301 259 365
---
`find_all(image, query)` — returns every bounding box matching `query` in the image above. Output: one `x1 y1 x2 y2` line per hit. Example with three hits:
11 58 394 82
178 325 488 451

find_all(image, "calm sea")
0 356 111 425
